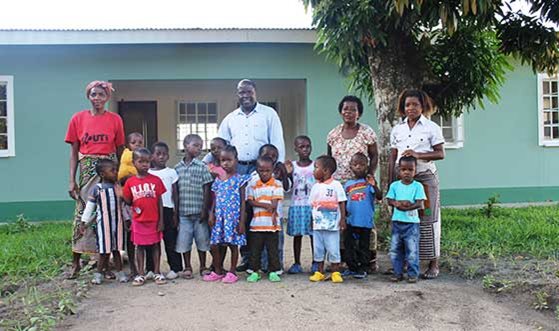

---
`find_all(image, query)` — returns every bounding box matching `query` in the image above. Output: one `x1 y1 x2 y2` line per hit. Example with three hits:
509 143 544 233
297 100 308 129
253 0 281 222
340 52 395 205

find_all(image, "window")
430 113 464 149
537 73 559 146
261 101 279 113
0 76 14 157
176 101 218 151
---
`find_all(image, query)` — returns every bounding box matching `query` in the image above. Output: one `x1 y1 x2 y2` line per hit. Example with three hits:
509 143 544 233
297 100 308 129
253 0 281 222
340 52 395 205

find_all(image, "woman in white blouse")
389 89 445 279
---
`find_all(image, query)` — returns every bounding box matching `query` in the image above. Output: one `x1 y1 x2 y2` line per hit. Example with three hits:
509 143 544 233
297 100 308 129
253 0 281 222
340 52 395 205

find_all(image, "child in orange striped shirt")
245 156 284 282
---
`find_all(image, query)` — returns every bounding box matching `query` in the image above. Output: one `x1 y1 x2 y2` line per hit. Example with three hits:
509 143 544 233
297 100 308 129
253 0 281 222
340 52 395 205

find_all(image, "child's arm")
397 200 424 211
338 201 347 231
201 183 211 223
116 184 131 205
238 184 247 235
247 199 276 212
172 182 179 228
270 198 280 226
366 175 383 200
208 196 216 228
387 198 401 209
157 197 165 232
275 163 291 191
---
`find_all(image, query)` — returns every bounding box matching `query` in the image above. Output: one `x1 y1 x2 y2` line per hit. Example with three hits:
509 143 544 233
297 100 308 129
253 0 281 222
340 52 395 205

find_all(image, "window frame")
0 75 15 157
537 73 559 147
429 113 464 149
176 100 218 154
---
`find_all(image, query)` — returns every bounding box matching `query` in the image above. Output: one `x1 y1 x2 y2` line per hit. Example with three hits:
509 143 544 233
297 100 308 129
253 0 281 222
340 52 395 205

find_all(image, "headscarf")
85 80 114 99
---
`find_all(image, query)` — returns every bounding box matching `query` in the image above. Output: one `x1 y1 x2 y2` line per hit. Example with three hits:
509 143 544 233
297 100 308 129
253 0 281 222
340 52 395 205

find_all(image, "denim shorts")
175 215 210 253
313 230 341 263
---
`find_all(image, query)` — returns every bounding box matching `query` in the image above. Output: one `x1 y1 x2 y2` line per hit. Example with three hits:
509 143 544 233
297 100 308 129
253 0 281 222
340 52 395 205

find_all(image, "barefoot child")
204 145 250 284
308 155 347 283
343 153 382 279
121 148 167 286
174 134 213 279
246 156 284 282
149 142 182 280
386 156 426 283
285 136 316 274
80 159 126 284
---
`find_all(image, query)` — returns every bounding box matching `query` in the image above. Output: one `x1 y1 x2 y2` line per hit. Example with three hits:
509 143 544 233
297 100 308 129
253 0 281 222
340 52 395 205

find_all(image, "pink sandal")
202 271 224 282
221 272 238 284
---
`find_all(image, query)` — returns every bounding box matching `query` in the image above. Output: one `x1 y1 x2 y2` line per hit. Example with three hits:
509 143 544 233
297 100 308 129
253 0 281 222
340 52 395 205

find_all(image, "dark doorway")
118 101 158 150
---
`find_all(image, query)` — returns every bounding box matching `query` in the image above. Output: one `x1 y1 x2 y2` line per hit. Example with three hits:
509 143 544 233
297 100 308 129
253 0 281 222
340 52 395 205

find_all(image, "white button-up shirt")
218 103 285 162
390 115 445 173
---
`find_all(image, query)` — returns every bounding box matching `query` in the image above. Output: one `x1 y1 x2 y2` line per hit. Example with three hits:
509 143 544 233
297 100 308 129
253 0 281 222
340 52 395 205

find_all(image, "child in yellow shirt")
118 132 144 182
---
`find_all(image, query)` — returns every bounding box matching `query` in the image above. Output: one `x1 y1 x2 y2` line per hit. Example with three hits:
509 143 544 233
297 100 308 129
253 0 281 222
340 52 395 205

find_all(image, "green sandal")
247 272 261 283
268 272 281 282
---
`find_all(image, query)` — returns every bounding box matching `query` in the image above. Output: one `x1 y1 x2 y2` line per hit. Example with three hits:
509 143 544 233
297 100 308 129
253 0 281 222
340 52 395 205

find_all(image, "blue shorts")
175 215 210 253
313 230 341 263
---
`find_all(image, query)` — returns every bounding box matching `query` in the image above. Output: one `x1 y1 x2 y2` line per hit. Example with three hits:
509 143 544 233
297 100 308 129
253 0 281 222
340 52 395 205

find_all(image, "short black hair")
237 79 256 90
221 145 238 159
211 137 228 146
127 132 143 143
351 152 368 164
151 141 169 153
399 155 417 166
95 158 115 176
257 155 274 168
258 144 278 156
133 147 152 160
294 135 311 145
183 134 203 146
316 155 337 174
338 95 364 116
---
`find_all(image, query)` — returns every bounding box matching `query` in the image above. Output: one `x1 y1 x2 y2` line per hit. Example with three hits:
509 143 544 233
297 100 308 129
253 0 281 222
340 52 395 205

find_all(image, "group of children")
81 131 427 286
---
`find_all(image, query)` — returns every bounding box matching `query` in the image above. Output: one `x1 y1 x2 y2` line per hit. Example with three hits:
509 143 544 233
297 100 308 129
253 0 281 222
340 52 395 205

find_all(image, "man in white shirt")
217 79 286 175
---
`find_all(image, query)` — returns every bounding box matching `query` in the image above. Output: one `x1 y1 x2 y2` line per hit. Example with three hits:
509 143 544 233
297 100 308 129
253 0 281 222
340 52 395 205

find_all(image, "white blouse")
390 115 445 173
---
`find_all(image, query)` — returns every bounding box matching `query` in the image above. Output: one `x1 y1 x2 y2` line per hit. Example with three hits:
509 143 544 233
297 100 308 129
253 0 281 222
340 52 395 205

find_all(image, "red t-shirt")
65 110 125 155
123 174 167 222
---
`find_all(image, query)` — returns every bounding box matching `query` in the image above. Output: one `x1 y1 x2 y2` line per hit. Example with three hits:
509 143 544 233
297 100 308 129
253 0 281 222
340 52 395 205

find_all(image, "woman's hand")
401 149 419 158
68 181 79 200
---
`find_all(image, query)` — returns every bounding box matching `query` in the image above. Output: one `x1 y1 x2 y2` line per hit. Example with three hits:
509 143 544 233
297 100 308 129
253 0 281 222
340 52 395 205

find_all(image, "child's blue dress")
211 173 250 245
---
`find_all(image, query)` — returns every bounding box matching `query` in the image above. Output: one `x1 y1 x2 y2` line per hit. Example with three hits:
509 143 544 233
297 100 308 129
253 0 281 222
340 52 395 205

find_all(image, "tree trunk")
367 33 425 244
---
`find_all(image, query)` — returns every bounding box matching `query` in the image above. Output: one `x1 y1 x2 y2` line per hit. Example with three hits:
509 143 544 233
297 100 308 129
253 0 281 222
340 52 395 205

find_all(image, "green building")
0 28 557 220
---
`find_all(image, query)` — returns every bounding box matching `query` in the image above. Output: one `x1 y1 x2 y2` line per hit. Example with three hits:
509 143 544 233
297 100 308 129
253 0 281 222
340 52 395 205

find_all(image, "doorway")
118 101 158 150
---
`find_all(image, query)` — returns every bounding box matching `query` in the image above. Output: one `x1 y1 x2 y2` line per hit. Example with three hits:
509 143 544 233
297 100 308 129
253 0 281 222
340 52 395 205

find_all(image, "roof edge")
0 29 317 45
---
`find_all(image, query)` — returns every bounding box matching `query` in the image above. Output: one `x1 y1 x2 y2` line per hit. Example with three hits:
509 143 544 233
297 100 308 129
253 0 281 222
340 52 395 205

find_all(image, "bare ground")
59 236 558 331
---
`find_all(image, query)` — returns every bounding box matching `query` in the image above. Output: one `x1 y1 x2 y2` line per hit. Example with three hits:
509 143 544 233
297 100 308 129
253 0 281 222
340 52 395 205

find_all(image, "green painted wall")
0 43 557 220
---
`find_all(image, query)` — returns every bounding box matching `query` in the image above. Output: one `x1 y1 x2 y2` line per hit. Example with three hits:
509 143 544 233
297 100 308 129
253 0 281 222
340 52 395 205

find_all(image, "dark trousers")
344 225 371 273
249 231 280 272
162 207 183 272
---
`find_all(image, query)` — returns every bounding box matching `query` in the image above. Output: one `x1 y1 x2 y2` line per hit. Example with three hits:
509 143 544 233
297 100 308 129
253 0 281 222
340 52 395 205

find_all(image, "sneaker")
288 264 303 274
91 272 103 285
235 264 249 272
341 269 356 277
116 271 128 283
390 274 404 282
202 271 225 282
331 271 344 283
166 270 178 280
353 271 367 279
311 262 319 274
268 272 281 282
222 272 239 284
145 271 155 280
309 271 326 282
247 272 262 283
246 269 254 274
407 277 418 283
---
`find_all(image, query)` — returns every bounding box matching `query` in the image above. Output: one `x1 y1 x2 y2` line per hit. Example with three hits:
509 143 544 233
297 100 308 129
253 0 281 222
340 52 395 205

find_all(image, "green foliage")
303 0 559 116
481 194 501 218
533 290 550 310
442 206 559 259
0 221 72 285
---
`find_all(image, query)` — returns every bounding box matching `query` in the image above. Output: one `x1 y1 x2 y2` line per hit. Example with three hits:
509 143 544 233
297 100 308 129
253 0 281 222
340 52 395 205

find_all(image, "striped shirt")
247 177 284 232
175 158 213 216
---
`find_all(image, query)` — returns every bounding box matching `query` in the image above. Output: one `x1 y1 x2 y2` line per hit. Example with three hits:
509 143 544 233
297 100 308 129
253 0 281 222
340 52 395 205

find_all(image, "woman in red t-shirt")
65 80 125 278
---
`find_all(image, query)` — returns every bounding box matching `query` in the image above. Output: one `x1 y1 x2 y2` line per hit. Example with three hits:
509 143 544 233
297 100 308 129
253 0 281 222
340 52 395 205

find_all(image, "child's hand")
274 163 288 179
237 222 246 235
173 210 179 228
366 174 377 186
339 218 347 231
201 210 209 223
125 219 132 231
114 184 124 198
284 160 294 175
208 212 215 228
158 218 165 232
265 204 276 213
271 212 278 226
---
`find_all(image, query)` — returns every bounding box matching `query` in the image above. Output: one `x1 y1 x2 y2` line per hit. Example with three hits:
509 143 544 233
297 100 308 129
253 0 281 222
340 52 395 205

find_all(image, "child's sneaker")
116 271 128 283
287 264 303 274
222 272 239 284
353 271 367 279
390 274 404 282
247 272 262 283
309 271 326 282
311 262 319 274
331 271 344 283
268 272 281 282
166 270 178 280
407 277 418 283
91 272 103 285
145 271 155 280
202 271 224 282
341 269 355 277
